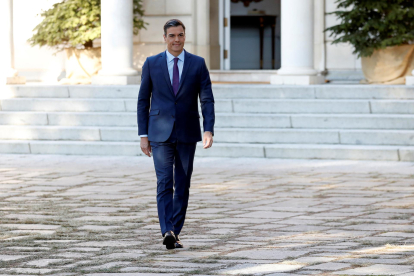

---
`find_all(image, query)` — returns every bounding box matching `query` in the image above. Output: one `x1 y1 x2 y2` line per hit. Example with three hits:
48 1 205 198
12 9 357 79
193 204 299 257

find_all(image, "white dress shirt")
166 49 185 84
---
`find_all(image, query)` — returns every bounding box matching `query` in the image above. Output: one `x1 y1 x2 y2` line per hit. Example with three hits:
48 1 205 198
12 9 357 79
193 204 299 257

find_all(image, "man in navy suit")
137 19 215 250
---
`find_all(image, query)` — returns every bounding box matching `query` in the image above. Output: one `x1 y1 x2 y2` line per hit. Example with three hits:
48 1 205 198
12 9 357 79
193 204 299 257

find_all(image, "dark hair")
164 19 186 35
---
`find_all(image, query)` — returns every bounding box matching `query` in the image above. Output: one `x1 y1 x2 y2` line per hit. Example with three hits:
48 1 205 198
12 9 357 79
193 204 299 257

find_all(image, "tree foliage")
28 0 147 51
325 0 414 57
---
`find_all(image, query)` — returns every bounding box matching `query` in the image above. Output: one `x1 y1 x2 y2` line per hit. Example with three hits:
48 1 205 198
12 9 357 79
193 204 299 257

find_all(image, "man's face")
163 25 185 55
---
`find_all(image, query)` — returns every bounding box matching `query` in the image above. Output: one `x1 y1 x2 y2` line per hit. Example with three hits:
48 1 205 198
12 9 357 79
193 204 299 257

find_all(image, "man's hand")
203 131 213 149
140 137 152 157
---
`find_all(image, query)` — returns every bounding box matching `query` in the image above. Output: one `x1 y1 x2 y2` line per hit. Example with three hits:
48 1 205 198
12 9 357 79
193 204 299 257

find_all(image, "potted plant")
28 0 147 84
325 0 414 84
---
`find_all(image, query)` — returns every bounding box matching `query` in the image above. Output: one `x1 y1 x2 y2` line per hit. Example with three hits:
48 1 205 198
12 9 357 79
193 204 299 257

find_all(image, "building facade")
4 0 362 83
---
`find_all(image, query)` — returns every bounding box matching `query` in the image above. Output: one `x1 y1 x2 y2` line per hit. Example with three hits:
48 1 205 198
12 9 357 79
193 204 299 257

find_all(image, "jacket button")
175 102 177 105
171 115 174 118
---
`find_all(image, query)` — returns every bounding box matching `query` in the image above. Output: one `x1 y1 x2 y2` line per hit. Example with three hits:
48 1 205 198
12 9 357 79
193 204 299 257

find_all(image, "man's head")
163 19 186 56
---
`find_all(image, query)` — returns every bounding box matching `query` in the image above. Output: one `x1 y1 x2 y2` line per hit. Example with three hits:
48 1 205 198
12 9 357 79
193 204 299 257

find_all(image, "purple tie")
173 57 179 95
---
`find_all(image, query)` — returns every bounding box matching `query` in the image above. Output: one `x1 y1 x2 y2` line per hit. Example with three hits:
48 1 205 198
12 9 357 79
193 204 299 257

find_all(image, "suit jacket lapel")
160 51 175 96
176 50 192 97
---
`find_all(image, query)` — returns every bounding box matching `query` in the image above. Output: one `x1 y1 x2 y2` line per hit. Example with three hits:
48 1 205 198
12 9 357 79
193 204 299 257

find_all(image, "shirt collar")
166 49 185 63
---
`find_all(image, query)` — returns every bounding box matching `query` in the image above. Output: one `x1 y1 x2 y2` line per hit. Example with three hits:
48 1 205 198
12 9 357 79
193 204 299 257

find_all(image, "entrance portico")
215 0 324 84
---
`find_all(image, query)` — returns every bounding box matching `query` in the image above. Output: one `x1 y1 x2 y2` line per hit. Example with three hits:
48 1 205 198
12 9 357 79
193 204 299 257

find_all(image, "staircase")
0 84 414 161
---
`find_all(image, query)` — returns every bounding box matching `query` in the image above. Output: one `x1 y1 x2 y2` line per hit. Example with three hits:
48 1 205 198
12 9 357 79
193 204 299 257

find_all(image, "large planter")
361 44 414 85
59 47 102 84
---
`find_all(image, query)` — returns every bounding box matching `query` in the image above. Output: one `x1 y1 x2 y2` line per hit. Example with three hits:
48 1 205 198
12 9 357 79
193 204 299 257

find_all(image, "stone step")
232 99 414 114
212 85 414 100
209 69 276 83
215 128 414 145
0 140 412 161
3 85 414 100
1 126 414 146
0 98 229 113
1 112 414 129
2 85 138 99
3 98 414 114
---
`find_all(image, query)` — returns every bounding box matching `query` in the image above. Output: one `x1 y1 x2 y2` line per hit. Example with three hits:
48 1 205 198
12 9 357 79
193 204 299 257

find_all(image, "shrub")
28 0 147 51
325 0 414 57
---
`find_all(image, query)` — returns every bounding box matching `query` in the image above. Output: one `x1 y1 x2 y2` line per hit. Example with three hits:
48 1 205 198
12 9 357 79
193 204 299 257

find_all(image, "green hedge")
325 0 414 57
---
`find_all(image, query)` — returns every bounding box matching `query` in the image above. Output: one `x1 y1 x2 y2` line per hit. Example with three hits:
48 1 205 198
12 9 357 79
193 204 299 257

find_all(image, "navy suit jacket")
137 50 215 143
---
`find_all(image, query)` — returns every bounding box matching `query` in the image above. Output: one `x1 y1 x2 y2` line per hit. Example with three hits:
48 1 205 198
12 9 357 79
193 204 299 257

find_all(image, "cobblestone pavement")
0 154 414 276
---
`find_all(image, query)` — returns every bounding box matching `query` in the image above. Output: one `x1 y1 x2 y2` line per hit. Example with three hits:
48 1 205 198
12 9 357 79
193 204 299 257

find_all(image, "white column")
194 0 210 67
1 0 25 84
271 0 324 85
405 70 414 85
92 0 139 85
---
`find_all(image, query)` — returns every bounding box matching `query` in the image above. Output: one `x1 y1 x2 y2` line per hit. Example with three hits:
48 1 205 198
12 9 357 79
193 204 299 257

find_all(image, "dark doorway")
230 0 281 70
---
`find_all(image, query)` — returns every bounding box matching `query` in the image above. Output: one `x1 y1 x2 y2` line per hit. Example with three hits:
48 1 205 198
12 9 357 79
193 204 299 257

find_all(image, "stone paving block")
307 262 351 270
33 239 80 243
81 261 132 271
339 258 407 265
218 263 304 275
118 266 195 272
277 225 329 232
9 230 56 235
294 270 323 275
74 241 141 247
1 224 61 230
25 259 68 267
73 207 130 213
68 247 102 252
380 232 414 238
208 228 235 235
55 252 95 258
71 194 132 200
292 256 337 264
235 211 298 219
4 236 32 241
73 215 142 221
6 246 50 251
103 250 145 259
333 264 413 275
224 249 309 260
266 272 301 276
163 251 220 260
77 225 122 231
245 224 290 230
342 223 411 231
60 260 95 268
5 268 61 274
151 261 223 269
3 213 59 220
208 218 275 224
85 273 180 276
0 255 29 261
192 207 231 213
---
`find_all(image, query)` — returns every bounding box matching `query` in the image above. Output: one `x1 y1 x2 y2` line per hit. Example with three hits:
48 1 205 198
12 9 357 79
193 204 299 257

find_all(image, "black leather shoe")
162 230 176 250
175 234 183 248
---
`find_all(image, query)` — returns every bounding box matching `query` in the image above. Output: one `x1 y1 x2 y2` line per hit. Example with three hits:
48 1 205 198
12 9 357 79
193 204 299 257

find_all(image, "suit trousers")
150 123 197 236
